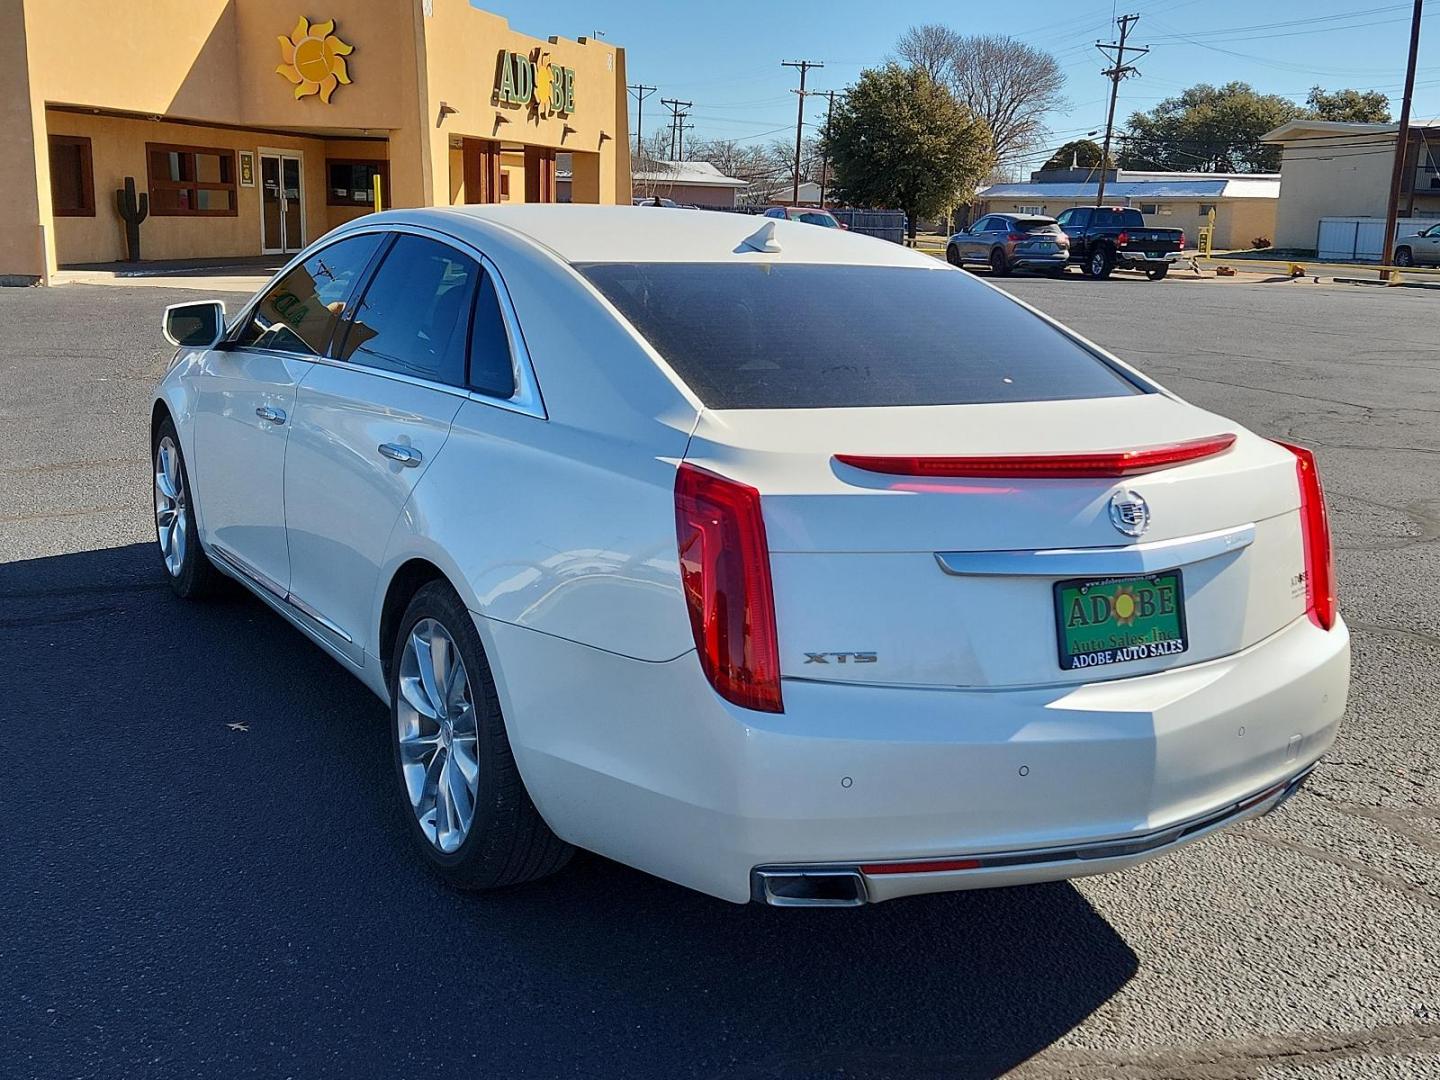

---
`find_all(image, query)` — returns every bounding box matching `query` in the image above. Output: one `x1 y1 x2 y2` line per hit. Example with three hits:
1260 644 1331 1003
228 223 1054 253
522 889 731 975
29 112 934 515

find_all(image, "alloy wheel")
154 435 188 577
1091 251 1106 277
1396 248 1413 267
397 618 479 854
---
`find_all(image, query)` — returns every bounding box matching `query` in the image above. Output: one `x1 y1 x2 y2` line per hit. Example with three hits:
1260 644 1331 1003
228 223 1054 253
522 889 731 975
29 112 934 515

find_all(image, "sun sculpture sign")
276 17 354 104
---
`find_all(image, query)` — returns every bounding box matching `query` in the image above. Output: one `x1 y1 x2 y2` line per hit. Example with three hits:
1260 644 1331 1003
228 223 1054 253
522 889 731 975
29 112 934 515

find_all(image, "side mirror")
163 300 225 348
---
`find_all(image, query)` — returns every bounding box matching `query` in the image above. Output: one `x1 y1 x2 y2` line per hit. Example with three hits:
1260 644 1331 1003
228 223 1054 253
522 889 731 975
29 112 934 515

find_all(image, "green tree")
1119 82 1303 172
1305 86 1392 123
1040 139 1113 172
826 64 992 238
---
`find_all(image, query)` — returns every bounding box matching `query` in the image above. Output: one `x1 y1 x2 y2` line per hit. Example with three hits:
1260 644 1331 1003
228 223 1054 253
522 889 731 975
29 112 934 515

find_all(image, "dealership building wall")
1 0 630 283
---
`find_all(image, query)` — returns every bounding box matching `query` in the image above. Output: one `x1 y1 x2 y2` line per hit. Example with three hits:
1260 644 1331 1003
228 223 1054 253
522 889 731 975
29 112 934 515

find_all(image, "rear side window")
340 234 477 386
579 263 1144 410
234 233 382 354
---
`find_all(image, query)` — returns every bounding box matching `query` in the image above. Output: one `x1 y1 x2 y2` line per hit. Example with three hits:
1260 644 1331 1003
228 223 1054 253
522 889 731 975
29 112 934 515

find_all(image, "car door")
960 216 991 261
282 230 481 663
189 232 384 595
1057 208 1090 257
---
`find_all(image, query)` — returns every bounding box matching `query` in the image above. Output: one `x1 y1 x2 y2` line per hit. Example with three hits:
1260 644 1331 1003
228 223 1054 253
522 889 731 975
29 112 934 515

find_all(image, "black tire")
989 248 1011 276
1086 246 1115 280
389 580 573 891
1145 263 1169 280
1395 246 1414 267
152 417 223 600
946 244 962 266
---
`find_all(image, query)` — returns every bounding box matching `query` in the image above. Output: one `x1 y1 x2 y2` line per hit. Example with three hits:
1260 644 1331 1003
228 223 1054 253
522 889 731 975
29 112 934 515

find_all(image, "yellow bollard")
372 173 383 213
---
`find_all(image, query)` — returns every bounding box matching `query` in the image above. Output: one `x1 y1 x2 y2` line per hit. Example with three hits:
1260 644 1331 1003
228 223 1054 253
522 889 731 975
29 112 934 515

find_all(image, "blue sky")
479 0 1440 158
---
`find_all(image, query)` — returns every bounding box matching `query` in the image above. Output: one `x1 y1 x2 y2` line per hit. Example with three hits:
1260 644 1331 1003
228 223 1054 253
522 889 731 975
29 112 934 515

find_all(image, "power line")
1095 13 1148 206
782 59 823 204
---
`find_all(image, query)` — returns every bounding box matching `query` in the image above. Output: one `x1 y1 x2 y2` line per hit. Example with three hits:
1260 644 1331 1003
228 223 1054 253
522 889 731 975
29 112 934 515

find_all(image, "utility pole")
783 59 823 204
818 89 838 207
1382 0 1424 280
660 97 691 161
627 84 656 160
1094 14 1148 208
679 118 695 161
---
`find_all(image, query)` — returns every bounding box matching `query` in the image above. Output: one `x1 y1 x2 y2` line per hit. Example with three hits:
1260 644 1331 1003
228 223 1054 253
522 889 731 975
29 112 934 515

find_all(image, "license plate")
1054 570 1187 670
1025 242 1057 251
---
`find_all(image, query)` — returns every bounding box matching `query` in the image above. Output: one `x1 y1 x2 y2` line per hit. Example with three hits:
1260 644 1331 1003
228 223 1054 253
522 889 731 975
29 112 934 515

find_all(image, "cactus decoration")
116 176 148 262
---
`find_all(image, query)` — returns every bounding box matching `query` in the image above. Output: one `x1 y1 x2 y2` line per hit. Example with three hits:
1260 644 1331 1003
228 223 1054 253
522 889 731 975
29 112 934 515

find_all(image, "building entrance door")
260 154 305 254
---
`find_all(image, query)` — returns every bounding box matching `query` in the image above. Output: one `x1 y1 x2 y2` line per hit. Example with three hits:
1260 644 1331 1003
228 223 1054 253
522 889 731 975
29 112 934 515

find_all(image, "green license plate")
1054 570 1188 671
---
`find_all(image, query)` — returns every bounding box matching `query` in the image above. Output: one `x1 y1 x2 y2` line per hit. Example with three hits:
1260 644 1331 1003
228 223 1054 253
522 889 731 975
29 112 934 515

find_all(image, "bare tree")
894 26 1065 170
893 24 964 85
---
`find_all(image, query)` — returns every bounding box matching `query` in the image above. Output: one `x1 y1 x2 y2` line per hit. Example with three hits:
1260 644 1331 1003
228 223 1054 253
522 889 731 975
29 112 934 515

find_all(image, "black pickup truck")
1054 206 1186 280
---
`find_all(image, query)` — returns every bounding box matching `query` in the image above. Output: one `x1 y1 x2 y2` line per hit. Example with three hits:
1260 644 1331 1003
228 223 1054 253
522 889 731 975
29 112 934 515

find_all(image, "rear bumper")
1120 251 1183 264
482 612 1350 904
1011 250 1068 268
754 763 1314 905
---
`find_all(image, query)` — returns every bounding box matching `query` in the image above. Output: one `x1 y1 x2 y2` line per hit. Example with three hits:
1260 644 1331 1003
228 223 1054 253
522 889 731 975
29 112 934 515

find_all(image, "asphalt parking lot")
2 272 1437 1080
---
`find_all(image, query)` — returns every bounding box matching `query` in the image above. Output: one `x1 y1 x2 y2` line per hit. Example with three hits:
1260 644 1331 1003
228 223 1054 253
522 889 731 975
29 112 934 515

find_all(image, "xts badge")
804 652 878 664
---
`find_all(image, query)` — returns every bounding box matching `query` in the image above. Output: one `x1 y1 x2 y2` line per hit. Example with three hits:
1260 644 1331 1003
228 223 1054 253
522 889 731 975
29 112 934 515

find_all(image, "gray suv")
947 214 1069 276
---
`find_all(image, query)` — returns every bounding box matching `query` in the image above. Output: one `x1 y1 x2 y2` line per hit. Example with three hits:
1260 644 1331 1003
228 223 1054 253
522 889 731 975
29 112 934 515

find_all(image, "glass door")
260 153 305 254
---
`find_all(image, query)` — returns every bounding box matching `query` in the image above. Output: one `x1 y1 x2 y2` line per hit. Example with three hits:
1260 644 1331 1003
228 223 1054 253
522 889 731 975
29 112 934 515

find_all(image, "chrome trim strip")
934 522 1255 577
209 544 286 600
285 591 354 643
209 544 353 643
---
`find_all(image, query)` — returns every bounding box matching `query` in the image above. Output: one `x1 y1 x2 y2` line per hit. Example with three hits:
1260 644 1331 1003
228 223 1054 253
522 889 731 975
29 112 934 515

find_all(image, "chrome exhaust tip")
753 868 868 907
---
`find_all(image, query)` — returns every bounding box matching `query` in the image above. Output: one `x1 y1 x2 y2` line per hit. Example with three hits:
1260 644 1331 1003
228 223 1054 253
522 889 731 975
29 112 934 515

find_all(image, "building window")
49 135 95 217
326 159 389 207
1016 204 1043 215
1199 203 1217 216
1139 203 1159 215
500 171 511 198
146 143 237 216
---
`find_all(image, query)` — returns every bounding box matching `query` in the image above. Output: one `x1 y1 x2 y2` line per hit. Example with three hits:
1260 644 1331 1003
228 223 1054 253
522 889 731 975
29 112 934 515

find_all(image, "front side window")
234 233 384 354
147 143 237 216
796 212 839 227
580 262 1144 410
49 135 95 217
339 235 478 386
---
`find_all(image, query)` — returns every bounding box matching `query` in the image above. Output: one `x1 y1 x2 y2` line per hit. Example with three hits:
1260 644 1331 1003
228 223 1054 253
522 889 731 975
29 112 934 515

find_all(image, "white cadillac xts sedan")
152 206 1349 906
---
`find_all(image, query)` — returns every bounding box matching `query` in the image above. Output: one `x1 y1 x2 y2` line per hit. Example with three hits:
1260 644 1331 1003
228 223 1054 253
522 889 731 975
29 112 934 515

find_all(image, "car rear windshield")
1094 209 1145 228
578 262 1145 410
1015 218 1059 233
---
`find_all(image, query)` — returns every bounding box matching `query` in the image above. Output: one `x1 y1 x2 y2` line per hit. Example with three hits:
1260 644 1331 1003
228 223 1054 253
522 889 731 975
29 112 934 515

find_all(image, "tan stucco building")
1262 120 1440 251
2 0 631 283
976 170 1279 251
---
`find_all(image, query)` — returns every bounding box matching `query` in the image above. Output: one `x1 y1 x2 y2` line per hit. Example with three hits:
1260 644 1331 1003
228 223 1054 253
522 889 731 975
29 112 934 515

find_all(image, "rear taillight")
1117 231 1129 246
674 463 783 712
1007 231 1025 242
1277 441 1337 630
1179 231 1187 249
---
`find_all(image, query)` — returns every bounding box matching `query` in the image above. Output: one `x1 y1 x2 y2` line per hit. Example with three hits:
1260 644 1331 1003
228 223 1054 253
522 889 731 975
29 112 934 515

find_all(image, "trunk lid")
682 394 1305 690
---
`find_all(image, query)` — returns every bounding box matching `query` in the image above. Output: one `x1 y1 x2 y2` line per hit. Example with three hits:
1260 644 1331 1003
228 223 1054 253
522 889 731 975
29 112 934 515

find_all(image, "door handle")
378 442 423 467
256 405 287 425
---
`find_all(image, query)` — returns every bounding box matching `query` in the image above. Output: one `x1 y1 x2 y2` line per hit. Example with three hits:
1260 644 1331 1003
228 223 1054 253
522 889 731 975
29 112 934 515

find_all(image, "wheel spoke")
398 729 441 766
446 755 474 826
398 672 439 721
410 629 445 717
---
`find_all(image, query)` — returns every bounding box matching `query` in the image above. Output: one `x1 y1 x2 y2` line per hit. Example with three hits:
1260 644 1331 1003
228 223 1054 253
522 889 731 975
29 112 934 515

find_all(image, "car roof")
367 204 935 268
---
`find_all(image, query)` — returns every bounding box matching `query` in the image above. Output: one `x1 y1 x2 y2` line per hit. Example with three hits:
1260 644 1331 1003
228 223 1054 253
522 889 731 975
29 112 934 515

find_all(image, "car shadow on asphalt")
2 543 1139 1080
